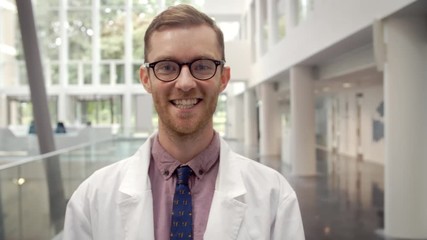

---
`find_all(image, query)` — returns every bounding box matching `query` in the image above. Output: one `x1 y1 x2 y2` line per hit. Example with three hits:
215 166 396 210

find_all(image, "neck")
157 125 215 164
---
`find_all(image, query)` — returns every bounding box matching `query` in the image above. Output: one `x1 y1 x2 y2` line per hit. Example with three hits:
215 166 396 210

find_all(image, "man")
63 4 304 240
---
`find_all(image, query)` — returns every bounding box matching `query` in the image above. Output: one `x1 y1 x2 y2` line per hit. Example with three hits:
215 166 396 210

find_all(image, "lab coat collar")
117 133 155 239
116 133 248 239
204 138 248 239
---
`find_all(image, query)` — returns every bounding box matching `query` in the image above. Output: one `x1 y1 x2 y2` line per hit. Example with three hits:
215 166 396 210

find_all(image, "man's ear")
219 66 231 92
140 66 152 93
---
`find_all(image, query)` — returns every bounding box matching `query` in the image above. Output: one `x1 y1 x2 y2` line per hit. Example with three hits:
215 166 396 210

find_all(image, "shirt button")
198 169 204 175
163 170 169 176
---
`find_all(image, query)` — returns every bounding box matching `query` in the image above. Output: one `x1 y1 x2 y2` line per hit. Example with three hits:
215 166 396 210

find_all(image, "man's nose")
175 66 197 92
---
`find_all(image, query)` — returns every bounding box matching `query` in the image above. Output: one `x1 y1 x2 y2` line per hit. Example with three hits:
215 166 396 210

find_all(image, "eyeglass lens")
153 59 218 81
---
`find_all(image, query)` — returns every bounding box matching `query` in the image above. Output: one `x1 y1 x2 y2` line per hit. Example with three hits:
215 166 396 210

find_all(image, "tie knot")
176 166 192 185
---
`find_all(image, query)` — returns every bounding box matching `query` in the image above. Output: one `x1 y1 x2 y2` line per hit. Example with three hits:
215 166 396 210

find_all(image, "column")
135 94 153 134
122 93 132 136
226 94 244 141
122 0 133 136
57 93 68 123
258 82 280 159
124 0 133 85
157 0 166 11
92 0 100 85
286 0 297 31
0 94 6 127
267 0 279 47
290 66 316 176
383 16 427 239
254 0 265 58
244 89 258 147
58 0 68 122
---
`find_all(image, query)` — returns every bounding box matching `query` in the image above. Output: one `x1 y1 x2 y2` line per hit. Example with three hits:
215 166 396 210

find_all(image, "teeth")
172 99 199 109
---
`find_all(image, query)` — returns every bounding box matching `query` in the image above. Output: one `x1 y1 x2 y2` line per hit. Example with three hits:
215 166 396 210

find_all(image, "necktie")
170 166 193 240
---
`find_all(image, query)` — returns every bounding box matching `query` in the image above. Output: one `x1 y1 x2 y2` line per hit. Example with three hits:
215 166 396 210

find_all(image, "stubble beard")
155 95 218 138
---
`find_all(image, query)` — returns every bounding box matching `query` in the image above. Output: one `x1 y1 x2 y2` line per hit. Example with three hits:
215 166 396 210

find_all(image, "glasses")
144 59 225 82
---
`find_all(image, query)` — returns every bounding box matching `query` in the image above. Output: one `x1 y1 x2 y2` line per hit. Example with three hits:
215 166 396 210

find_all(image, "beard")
153 92 219 137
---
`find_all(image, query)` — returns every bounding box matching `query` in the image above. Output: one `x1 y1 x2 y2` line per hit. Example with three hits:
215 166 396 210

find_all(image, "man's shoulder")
229 152 296 197
84 137 152 187
76 144 148 193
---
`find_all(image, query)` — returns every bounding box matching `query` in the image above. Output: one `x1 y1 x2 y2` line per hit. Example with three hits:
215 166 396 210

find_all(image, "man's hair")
144 4 225 61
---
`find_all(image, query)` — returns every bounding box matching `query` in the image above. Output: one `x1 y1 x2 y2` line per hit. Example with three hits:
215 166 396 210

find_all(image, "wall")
224 40 251 81
226 93 244 140
323 85 384 164
360 86 384 165
248 0 415 86
0 95 6 127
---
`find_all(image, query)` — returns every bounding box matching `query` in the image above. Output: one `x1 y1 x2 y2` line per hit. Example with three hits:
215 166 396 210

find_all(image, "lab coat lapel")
117 135 155 240
204 139 248 239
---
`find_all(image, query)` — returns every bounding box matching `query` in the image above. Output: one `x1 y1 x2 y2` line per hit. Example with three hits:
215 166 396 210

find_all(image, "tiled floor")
283 150 385 240
227 140 386 240
0 138 392 240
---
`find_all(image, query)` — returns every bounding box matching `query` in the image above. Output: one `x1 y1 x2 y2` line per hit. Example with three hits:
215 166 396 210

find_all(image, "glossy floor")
282 151 385 240
0 137 394 240
229 141 387 240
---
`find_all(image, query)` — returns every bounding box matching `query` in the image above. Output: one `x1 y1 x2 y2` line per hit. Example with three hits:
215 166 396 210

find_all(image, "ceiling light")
343 83 352 88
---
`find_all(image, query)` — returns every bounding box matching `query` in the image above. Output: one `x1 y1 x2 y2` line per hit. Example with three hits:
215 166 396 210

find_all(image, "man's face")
140 25 230 136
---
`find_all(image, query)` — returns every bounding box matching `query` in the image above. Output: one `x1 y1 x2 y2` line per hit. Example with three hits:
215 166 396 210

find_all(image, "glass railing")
0 137 145 240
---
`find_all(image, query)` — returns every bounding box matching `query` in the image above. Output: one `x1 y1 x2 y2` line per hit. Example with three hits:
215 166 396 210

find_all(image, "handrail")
0 136 115 171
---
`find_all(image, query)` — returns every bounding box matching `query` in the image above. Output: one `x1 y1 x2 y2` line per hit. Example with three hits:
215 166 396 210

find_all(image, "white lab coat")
63 134 305 240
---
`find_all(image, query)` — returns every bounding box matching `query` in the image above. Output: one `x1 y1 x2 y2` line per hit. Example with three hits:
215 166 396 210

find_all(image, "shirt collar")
151 132 220 180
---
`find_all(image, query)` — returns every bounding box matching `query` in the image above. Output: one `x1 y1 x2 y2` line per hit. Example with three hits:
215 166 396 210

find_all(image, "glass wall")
68 8 93 61
34 1 60 61
0 138 145 239
101 5 125 60
3 0 231 135
7 97 58 126
73 95 123 126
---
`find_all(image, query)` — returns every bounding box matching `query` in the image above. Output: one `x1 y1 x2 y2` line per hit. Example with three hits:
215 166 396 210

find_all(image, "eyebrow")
149 55 218 63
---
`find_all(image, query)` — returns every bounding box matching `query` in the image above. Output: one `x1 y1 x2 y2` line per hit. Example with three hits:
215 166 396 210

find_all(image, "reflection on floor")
227 140 386 240
0 137 389 240
283 150 385 240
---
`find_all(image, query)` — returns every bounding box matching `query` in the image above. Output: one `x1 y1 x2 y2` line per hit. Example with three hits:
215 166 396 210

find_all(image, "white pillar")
92 0 100 86
157 0 166 11
58 0 68 123
122 93 132 136
121 0 133 136
10 100 18 125
254 0 265 58
125 0 133 85
0 94 6 127
57 93 68 123
135 94 153 134
267 0 279 48
244 89 258 147
290 66 316 176
383 16 427 239
258 82 280 158
286 0 297 31
226 94 244 140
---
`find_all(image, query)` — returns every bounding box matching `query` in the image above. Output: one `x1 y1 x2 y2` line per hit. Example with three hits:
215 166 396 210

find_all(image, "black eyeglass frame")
143 59 226 82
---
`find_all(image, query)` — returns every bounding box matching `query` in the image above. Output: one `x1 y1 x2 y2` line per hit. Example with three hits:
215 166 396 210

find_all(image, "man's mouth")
170 98 202 109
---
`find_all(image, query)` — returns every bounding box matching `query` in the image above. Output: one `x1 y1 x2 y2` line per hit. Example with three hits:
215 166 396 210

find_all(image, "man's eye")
156 62 177 73
194 64 210 71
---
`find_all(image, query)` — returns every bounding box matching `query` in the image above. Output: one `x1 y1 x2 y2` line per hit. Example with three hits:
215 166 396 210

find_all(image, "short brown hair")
144 4 225 61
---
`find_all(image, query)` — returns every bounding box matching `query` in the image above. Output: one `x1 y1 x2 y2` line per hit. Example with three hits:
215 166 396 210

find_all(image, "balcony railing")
0 136 145 239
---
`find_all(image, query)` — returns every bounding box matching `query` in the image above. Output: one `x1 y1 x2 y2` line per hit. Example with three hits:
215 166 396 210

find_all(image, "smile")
171 98 202 109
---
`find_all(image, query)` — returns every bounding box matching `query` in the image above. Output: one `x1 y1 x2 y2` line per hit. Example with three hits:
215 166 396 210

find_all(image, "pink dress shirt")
149 132 220 240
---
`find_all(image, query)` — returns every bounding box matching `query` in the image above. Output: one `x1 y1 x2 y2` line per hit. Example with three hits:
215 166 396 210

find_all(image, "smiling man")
63 4 304 240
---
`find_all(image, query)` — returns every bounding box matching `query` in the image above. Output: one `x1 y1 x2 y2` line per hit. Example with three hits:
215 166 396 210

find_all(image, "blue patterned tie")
170 166 193 240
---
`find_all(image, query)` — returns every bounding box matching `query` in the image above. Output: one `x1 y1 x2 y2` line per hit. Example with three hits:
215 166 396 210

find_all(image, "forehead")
146 25 221 62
